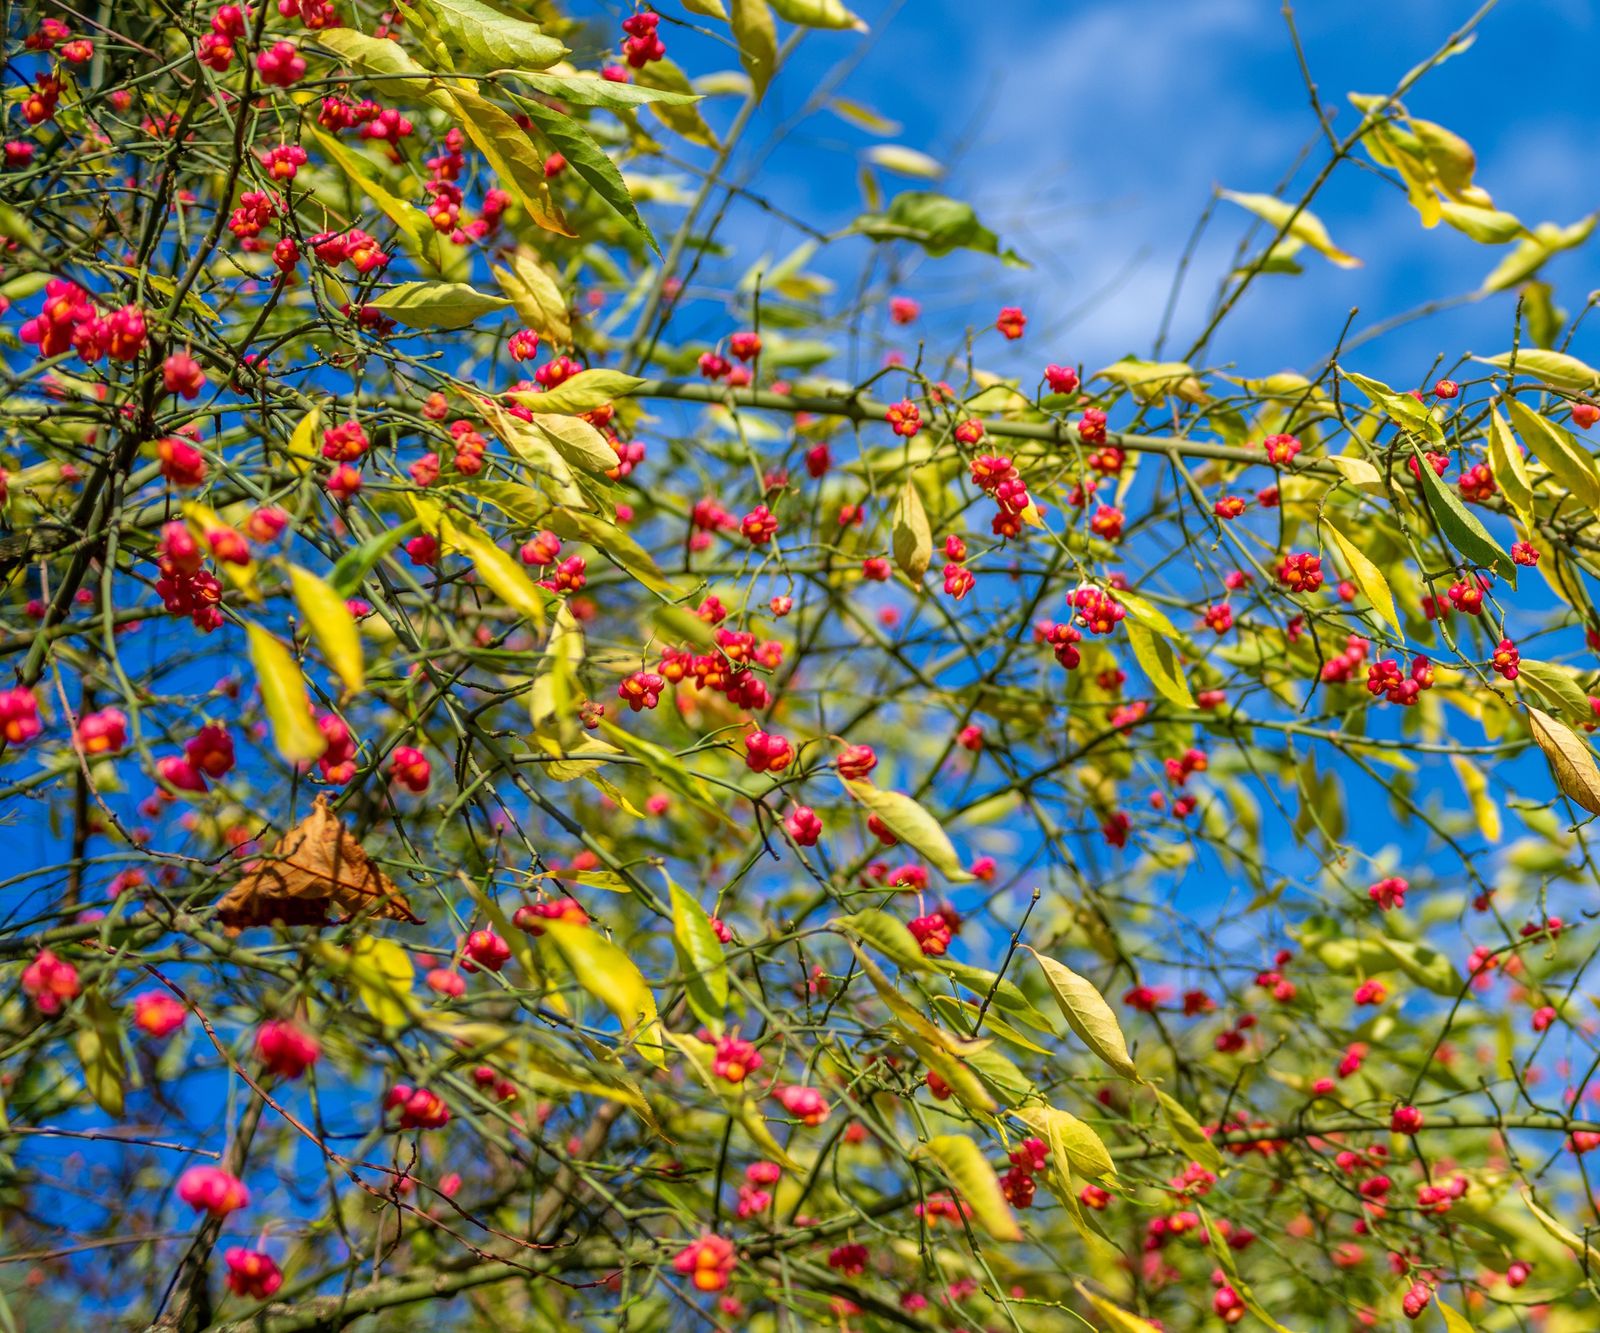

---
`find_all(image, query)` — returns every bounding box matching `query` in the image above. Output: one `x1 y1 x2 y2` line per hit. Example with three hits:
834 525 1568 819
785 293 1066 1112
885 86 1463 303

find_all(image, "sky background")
670 0 1599 384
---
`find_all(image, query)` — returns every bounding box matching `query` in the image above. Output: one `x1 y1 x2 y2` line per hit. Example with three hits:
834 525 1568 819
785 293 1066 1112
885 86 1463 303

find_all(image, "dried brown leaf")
215 795 422 930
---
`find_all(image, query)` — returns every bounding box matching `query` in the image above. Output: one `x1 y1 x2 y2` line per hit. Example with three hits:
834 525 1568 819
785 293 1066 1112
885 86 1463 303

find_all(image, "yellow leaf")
73 988 127 1118
493 247 572 345
439 513 550 628
890 477 932 580
1153 1086 1223 1173
1438 1299 1476 1333
1506 396 1600 509
1450 755 1501 842
1487 403 1534 520
1124 618 1194 710
1522 1188 1600 1267
345 938 416 1029
1013 1104 1115 1181
247 623 328 763
1527 705 1600 816
525 412 617 474
1220 189 1361 268
1029 949 1140 1080
729 0 778 97
1322 517 1401 638
447 86 572 237
541 919 664 1066
840 779 973 881
915 1134 1021 1242
1075 1283 1161 1333
288 565 364 694
181 500 259 602
510 368 645 416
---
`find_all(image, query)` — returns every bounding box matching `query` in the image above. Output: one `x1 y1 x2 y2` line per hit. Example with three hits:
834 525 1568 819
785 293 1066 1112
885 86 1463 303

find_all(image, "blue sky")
680 0 1599 380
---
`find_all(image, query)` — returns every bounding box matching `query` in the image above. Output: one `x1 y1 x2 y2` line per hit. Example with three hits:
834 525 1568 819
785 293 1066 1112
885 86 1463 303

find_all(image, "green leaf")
544 508 673 596
668 876 728 1030
836 909 932 972
328 520 421 597
1322 518 1401 638
840 779 973 881
1517 660 1592 723
914 1134 1022 1242
492 248 572 345
854 191 1018 263
247 624 328 763
1030 949 1140 1081
511 368 645 416
541 919 663 1066
1013 1104 1116 1181
1374 937 1459 996
513 99 657 253
524 412 619 475
1153 1087 1223 1173
1407 441 1516 585
890 477 931 579
73 988 127 1117
1486 404 1534 517
1506 396 1600 509
769 0 865 28
1527 705 1600 817
421 0 567 69
287 565 365 695
1522 1188 1600 1269
729 0 779 98
1438 200 1526 244
1219 189 1361 268
315 28 444 105
1092 358 1208 405
368 281 511 330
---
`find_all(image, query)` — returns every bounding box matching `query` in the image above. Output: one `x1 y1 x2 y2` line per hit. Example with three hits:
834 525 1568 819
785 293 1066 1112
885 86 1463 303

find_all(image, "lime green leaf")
246 623 328 763
1527 705 1600 816
511 68 703 113
368 280 510 330
729 0 778 98
343 938 417 1028
1154 1086 1223 1173
1029 949 1139 1080
73 988 127 1118
1438 200 1525 244
836 909 932 971
1518 660 1592 723
524 412 618 475
840 779 973 882
287 565 364 694
512 368 645 415
891 477 931 579
1408 441 1516 585
541 918 663 1066
1322 518 1401 638
1481 347 1600 393
1487 404 1534 517
421 0 567 70
668 877 728 1030
914 1134 1022 1242
1522 1188 1600 1268
1093 358 1208 404
492 248 572 345
514 99 656 252
544 508 673 596
315 28 443 105
1220 189 1361 268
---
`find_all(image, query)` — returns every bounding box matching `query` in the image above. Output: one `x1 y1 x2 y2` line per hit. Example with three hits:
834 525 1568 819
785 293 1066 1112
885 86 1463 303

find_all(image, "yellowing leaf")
73 988 127 1118
770 0 865 29
512 368 645 416
1522 1188 1600 1268
345 938 416 1028
246 623 328 763
1220 189 1361 268
891 477 932 579
1322 518 1400 638
1013 1104 1115 1181
1075 1283 1161 1333
729 0 778 97
368 280 511 329
541 918 664 1066
1030 949 1139 1080
493 248 572 345
421 0 568 69
1527 705 1600 816
1480 346 1600 392
1487 403 1534 518
1340 369 1442 444
1124 618 1194 710
304 125 436 264
841 779 973 881
1092 358 1207 404
1154 1087 1222 1173
1478 216 1596 293
1506 396 1600 509
1438 1300 1476 1333
287 565 364 694
439 514 550 629
914 1134 1021 1242
447 86 572 237
525 412 617 475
